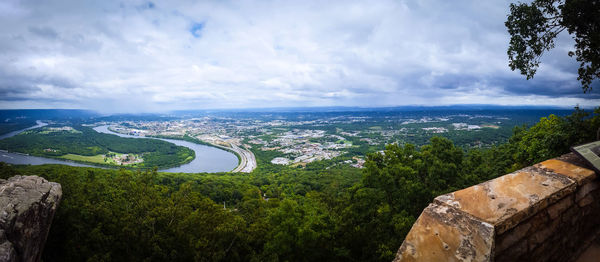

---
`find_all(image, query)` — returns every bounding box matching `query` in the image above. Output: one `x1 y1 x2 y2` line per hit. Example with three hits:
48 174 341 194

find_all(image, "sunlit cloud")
0 0 597 113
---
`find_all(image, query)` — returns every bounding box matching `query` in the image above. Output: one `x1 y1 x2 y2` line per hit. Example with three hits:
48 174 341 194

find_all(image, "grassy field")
61 154 107 164
183 155 194 162
60 152 142 166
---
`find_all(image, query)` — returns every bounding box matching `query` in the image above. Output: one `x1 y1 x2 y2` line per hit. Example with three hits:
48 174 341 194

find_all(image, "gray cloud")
28 26 58 39
0 0 597 113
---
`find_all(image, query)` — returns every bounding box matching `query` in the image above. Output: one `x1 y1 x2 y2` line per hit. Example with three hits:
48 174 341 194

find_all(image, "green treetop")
506 0 600 92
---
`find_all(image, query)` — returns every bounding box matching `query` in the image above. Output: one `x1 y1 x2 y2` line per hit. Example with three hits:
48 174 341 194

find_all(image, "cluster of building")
97 112 511 170
47 126 76 132
39 126 80 134
402 117 450 124
421 127 448 133
451 123 482 130
259 129 351 165
108 153 143 166
104 119 359 167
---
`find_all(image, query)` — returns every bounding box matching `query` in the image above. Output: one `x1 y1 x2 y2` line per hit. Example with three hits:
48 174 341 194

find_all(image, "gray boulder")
0 176 62 262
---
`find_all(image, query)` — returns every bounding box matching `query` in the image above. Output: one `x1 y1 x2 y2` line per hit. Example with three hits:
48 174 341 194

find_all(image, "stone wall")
394 153 600 262
0 176 62 262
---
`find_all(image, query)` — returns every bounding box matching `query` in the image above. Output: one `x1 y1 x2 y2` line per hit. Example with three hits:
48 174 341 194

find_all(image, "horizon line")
0 103 585 114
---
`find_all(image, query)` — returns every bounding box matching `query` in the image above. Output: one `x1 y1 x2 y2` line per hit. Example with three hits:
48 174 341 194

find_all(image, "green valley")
1 107 598 261
0 125 195 169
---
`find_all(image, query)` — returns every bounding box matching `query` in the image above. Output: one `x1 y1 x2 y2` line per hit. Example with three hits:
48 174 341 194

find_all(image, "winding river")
0 122 238 173
93 125 238 173
0 120 48 140
0 121 95 168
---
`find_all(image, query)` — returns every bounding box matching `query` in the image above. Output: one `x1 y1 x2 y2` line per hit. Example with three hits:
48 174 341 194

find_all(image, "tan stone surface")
396 154 600 262
394 204 494 262
536 159 596 185
434 167 575 234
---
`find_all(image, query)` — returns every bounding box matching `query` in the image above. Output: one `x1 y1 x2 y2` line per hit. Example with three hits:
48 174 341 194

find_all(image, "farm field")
60 151 143 166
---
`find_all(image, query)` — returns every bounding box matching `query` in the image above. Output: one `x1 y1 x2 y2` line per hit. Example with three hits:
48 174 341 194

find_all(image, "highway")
194 136 257 173
229 144 256 173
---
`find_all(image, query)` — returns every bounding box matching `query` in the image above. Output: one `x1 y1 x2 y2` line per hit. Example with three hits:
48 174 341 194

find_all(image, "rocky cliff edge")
0 176 62 262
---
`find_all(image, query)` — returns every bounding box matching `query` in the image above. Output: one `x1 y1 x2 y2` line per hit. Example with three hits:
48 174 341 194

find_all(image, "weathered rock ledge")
394 153 600 262
0 176 62 262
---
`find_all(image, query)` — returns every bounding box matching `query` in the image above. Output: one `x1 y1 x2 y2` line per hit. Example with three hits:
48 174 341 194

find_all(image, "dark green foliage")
0 166 244 261
0 108 598 261
0 120 37 136
334 107 600 261
511 106 600 166
339 137 470 261
506 0 600 92
0 160 363 261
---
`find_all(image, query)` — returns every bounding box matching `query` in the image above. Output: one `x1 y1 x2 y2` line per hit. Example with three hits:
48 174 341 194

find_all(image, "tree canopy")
1 108 599 261
506 0 600 92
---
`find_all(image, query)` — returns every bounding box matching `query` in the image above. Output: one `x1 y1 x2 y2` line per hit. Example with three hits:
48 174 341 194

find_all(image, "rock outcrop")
0 176 62 262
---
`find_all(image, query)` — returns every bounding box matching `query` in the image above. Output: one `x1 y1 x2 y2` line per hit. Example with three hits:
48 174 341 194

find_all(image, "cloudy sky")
0 0 598 113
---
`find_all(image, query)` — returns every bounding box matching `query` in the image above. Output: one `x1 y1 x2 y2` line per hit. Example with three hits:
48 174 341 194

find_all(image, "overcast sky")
0 0 598 113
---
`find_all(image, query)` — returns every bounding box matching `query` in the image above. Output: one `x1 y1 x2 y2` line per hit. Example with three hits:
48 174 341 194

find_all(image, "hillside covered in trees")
0 108 598 261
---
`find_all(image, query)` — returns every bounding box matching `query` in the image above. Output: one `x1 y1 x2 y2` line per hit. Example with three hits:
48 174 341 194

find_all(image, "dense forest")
0 125 194 169
0 119 37 136
0 108 598 261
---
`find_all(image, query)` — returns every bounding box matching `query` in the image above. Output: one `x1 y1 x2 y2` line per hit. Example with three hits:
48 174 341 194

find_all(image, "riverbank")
0 123 235 173
96 125 238 173
0 151 96 168
229 144 256 173
202 142 256 173
0 124 196 170
0 147 196 170
149 134 256 173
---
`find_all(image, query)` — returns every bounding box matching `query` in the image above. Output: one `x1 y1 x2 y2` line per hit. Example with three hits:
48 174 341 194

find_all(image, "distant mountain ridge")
0 109 97 121
171 104 574 114
0 105 580 122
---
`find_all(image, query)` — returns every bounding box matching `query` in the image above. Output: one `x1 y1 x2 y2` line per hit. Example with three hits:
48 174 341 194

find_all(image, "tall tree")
506 0 600 92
